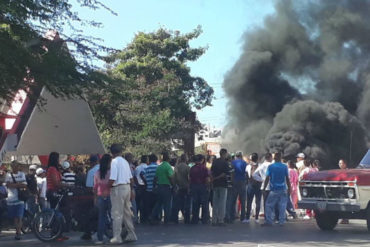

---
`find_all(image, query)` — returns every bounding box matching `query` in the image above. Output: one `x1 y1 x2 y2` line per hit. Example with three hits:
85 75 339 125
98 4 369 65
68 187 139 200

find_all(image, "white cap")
29 164 37 170
62 161 70 169
36 168 45 175
297 153 305 158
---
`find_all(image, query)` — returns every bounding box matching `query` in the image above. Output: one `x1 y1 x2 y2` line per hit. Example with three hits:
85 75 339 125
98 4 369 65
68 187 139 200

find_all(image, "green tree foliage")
91 27 214 154
0 0 113 103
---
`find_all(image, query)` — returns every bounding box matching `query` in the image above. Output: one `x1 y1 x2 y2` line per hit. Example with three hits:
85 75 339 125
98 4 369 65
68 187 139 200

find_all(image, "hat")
89 154 99 163
297 153 305 158
29 164 37 170
36 168 45 175
62 161 71 169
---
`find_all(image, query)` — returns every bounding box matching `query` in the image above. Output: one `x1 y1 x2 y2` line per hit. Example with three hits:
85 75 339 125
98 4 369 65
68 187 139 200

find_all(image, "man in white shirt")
5 161 27 240
252 153 273 215
108 144 137 243
296 153 306 173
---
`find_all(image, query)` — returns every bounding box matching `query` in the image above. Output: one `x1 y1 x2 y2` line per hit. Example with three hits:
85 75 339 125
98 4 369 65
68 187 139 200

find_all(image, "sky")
74 0 276 128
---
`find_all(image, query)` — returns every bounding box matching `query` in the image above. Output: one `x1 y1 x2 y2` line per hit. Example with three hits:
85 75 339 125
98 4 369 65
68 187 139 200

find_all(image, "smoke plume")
223 0 370 167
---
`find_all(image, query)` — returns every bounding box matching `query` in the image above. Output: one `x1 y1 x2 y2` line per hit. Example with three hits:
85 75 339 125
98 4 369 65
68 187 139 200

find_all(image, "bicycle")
32 188 114 242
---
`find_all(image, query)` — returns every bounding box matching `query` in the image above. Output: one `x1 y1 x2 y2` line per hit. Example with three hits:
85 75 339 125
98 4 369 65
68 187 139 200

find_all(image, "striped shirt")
62 171 76 186
144 163 158 192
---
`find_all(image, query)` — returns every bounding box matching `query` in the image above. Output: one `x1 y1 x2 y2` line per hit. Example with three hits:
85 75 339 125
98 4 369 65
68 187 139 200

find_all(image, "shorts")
7 203 24 218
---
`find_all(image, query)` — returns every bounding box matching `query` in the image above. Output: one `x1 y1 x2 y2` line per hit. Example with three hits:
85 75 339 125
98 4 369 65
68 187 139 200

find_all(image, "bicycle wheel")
32 210 63 242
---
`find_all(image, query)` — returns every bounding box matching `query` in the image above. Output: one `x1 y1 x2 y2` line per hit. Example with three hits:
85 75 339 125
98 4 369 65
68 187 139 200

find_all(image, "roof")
12 88 105 155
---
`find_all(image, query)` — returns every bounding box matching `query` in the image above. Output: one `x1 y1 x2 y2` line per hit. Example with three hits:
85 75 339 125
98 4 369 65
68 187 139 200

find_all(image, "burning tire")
315 211 338 231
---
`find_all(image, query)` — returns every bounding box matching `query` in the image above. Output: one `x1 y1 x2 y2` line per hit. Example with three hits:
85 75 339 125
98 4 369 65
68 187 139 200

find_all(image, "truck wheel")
366 207 370 231
315 211 338 231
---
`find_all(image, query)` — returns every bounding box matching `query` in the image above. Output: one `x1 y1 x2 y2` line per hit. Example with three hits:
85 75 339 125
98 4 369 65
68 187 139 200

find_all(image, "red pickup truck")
298 150 370 231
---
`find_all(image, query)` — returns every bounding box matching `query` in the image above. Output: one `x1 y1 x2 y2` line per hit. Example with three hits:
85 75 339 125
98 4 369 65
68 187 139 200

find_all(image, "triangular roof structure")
13 88 105 155
359 149 370 168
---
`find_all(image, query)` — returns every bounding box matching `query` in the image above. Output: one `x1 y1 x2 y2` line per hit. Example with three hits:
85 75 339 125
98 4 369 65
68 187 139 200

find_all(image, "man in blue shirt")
262 152 291 226
85 155 100 188
144 154 158 222
225 151 247 223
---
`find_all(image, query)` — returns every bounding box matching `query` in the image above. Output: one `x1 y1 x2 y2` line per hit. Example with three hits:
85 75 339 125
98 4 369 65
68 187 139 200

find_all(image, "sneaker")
303 215 310 220
110 237 123 244
255 219 260 224
242 219 250 224
14 234 21 240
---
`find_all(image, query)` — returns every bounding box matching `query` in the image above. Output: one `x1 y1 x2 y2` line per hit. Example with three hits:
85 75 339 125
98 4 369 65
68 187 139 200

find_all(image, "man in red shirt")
189 154 210 224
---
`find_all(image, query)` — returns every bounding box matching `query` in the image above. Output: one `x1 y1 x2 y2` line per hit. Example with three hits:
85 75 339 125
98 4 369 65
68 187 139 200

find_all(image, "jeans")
265 190 288 225
226 181 246 221
190 184 209 224
246 183 262 220
171 187 191 223
135 185 147 223
212 187 227 224
151 185 172 223
97 196 111 241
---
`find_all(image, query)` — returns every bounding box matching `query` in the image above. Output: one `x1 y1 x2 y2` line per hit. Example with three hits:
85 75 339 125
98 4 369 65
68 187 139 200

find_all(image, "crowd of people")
0 144 352 244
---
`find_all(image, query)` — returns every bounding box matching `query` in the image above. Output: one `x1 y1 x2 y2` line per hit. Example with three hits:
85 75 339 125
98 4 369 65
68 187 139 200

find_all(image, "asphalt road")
0 219 369 247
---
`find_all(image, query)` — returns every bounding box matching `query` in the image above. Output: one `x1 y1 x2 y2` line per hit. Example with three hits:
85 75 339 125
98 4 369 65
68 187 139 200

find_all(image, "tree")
91 27 214 154
0 0 114 103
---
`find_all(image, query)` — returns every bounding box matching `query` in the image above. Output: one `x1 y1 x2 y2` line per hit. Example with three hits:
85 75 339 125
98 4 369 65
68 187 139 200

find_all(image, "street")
0 219 369 247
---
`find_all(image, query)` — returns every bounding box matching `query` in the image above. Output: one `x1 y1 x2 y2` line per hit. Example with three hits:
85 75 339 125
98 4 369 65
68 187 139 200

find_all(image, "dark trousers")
144 191 157 222
286 196 296 216
226 181 246 221
190 184 209 224
151 185 172 223
246 184 262 220
135 185 147 223
171 188 191 223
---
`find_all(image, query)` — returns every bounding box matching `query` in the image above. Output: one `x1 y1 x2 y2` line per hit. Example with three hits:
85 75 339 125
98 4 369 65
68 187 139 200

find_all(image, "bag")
11 173 30 201
0 186 7 199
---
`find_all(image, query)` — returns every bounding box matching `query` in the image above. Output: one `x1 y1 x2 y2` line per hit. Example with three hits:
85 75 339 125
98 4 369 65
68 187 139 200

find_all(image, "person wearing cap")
26 164 38 214
61 161 76 186
36 168 48 209
296 153 306 173
86 155 100 188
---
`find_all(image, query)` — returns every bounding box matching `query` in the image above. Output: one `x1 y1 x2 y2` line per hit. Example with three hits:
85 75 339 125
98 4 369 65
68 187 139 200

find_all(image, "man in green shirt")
151 152 174 224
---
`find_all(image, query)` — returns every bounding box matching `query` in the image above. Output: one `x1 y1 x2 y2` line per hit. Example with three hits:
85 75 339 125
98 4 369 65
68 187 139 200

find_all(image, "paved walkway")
0 219 369 246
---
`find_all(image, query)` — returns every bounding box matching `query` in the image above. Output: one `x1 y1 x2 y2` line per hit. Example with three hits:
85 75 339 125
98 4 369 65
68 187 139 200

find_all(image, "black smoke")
223 0 370 168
